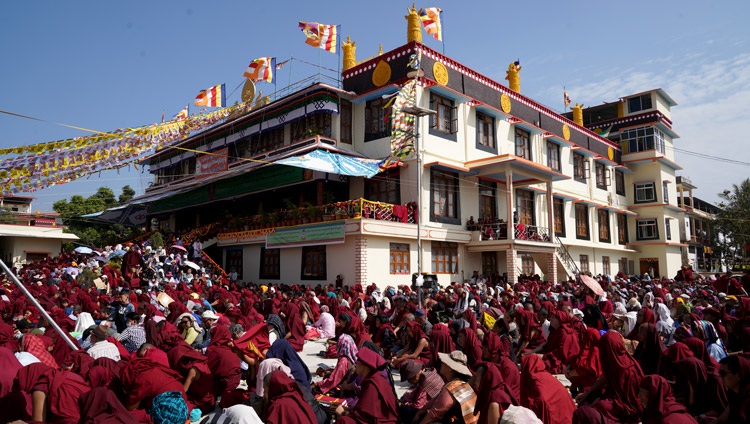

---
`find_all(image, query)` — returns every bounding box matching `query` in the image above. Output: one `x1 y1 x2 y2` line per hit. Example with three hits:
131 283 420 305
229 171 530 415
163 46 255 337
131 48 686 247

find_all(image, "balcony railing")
467 220 553 243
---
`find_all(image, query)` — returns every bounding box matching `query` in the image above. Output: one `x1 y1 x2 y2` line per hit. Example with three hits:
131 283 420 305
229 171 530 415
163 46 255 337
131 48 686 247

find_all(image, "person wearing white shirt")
86 325 121 361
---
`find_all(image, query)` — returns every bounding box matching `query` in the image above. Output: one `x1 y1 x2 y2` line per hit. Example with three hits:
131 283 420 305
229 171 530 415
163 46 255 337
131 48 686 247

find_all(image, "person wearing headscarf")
482 330 521 402
20 333 58 369
473 362 518 424
574 331 644 424
673 354 726 418
15 362 91 424
266 338 312 391
166 336 216 412
0 347 27 422
717 355 750 423
429 322 456 366
336 347 398 424
458 327 483 370
316 333 357 394
283 302 306 351
263 369 318 424
691 320 727 363
520 355 575 424
655 303 676 346
534 309 580 374
633 323 666 375
310 304 336 339
567 327 603 396
119 355 186 416
347 314 372 348
78 387 140 424
515 307 544 352
206 324 241 405
637 375 698 424
176 312 203 346
147 390 189 424
266 314 286 345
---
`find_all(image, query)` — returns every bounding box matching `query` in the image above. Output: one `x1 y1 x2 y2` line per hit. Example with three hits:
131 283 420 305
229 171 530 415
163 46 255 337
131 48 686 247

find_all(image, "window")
579 255 589 273
636 219 659 240
634 182 657 203
663 181 669 204
226 249 243 280
575 204 589 240
390 243 410 274
479 180 496 221
516 190 535 226
476 112 495 151
259 247 280 279
301 245 327 280
253 127 285 155
431 170 459 224
514 128 531 160
430 93 457 135
553 198 565 237
627 94 653 113
615 170 625 195
665 219 672 240
482 252 497 276
521 254 534 275
621 126 665 154
547 141 560 171
595 163 608 190
598 209 610 242
602 256 611 276
340 100 352 144
432 241 458 274
365 169 400 204
573 153 589 182
291 113 332 142
617 214 629 245
364 98 391 141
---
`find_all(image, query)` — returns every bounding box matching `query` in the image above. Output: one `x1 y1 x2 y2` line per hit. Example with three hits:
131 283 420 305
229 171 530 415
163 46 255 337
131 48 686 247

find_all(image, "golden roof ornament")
406 3 422 43
505 60 521 93
572 103 584 126
342 36 357 71
378 44 384 55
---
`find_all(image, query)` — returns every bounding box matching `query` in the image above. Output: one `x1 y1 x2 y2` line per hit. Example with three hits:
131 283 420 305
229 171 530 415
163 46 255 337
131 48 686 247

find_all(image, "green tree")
119 185 136 205
716 178 750 262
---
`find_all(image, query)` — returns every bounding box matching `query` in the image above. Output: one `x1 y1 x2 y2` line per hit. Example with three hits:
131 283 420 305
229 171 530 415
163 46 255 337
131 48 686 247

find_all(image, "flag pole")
441 11 445 55
289 57 293 88
337 25 342 88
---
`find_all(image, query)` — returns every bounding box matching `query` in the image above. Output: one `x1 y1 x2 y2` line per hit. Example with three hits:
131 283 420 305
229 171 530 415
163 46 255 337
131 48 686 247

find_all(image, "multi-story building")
676 176 721 273
130 21 698 288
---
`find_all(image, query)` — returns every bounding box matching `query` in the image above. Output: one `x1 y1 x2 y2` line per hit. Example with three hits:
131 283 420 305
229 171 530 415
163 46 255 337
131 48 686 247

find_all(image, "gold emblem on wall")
372 60 391 87
562 124 571 141
500 93 511 113
608 146 614 161
433 62 449 85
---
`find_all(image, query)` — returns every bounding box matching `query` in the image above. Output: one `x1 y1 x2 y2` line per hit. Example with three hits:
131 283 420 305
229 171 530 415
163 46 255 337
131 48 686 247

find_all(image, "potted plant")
352 201 362 218
335 205 348 220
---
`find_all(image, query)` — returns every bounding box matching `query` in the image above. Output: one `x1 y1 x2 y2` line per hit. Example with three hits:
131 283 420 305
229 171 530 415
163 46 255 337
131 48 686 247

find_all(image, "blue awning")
276 149 382 178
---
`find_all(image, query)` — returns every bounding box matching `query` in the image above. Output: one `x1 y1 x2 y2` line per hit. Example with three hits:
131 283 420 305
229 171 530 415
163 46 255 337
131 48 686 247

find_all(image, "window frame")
389 243 411 275
431 241 458 274
365 168 401 204
364 97 391 141
476 112 496 153
602 256 611 276
662 181 669 204
553 197 565 237
259 247 280 280
579 254 589 273
301 245 327 280
575 203 590 240
429 92 458 140
430 169 460 225
521 254 534 275
634 182 657 204
547 141 561 171
481 252 497 276
665 219 672 241
514 128 531 160
479 180 497 221
627 94 653 113
573 153 589 183
598 209 611 243
516 189 535 226
340 99 353 144
615 170 625 196
617 213 629 245
595 162 609 190
636 218 660 241
621 126 665 154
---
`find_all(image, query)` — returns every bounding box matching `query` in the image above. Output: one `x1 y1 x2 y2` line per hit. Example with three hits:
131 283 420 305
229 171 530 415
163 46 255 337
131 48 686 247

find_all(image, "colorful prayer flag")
174 105 189 120
275 59 289 71
243 57 276 84
194 84 226 107
299 22 338 53
564 91 572 107
380 80 417 169
419 7 442 41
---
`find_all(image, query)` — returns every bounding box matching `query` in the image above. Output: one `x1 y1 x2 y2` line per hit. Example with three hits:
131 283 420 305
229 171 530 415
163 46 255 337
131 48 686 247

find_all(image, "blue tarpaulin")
275 149 381 178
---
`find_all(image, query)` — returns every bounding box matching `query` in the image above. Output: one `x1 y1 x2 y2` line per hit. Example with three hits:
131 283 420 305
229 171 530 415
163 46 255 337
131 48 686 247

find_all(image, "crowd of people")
0 238 749 424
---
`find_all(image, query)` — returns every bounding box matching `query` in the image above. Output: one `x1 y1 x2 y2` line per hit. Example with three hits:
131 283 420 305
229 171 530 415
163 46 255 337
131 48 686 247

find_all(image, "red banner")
196 148 228 176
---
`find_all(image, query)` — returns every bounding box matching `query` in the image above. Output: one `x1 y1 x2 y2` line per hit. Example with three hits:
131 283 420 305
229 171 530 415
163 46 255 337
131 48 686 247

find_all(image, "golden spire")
406 3 422 43
572 103 584 126
342 36 357 71
505 61 521 93
378 44 383 55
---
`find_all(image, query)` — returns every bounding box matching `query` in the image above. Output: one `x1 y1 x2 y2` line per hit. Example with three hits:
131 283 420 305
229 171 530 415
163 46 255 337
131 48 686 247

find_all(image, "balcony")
466 219 554 244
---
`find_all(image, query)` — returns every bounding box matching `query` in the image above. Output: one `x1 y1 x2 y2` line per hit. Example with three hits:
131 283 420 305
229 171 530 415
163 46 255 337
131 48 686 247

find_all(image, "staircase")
555 236 581 279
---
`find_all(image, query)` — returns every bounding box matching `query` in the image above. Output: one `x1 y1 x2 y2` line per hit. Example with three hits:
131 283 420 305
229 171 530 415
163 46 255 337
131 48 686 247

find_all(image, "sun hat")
438 350 472 377
202 310 219 320
400 359 423 382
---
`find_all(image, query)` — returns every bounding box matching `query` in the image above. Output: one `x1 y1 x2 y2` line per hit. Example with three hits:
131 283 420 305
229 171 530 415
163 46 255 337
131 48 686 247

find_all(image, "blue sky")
1 1 749 211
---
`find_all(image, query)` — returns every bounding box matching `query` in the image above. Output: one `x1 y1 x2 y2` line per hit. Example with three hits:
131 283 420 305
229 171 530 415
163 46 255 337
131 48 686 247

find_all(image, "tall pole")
0 258 78 351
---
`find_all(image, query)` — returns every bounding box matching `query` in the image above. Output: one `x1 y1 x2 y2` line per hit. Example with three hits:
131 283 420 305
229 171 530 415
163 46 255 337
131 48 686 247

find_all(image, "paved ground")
299 338 411 398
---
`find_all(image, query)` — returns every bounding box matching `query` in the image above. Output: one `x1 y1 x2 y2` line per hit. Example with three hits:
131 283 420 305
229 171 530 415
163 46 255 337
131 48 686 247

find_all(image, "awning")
82 203 148 227
275 149 382 178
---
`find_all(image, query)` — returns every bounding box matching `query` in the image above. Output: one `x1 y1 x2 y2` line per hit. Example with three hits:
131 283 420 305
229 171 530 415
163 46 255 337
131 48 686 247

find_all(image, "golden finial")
572 103 584 126
378 44 383 55
505 61 521 93
342 36 357 71
406 3 422 43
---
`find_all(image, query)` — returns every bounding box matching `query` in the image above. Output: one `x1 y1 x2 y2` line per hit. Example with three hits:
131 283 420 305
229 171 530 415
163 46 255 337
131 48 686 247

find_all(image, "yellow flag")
484 312 497 330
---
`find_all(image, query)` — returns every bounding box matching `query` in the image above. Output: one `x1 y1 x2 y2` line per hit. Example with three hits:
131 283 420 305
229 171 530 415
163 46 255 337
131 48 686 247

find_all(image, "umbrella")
183 260 200 270
92 256 108 262
110 249 127 257
172 245 187 252
74 246 93 254
579 274 604 296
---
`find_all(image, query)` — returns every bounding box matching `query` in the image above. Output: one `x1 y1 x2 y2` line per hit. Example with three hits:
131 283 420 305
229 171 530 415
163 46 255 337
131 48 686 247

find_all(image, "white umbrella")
74 246 93 254
183 260 200 270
